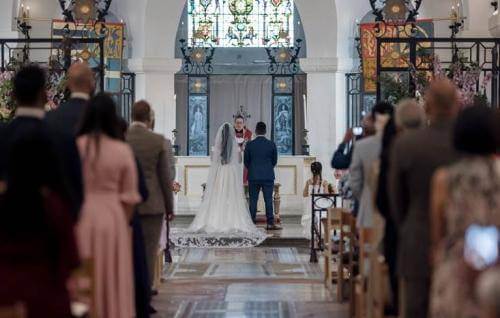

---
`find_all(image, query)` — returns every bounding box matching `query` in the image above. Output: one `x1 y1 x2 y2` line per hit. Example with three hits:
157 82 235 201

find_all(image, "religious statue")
190 105 204 136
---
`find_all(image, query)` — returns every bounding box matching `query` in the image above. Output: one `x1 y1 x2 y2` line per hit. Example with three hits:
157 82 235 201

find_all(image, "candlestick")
303 94 308 131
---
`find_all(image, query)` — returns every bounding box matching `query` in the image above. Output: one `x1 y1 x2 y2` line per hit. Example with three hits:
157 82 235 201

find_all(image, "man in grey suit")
349 101 393 228
126 100 175 285
389 79 460 318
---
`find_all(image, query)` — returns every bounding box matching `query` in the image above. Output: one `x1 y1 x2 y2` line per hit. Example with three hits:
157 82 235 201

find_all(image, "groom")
244 122 282 230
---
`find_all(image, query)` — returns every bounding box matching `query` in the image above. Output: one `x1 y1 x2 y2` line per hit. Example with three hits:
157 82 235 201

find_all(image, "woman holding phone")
429 106 500 318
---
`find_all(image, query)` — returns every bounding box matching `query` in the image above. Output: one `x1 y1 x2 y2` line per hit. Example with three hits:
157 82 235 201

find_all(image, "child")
301 162 331 239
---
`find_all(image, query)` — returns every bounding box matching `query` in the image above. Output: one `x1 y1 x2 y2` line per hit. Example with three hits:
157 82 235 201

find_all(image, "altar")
174 155 316 216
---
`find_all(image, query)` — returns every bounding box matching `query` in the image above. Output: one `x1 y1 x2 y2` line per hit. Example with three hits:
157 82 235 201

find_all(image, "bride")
171 122 268 248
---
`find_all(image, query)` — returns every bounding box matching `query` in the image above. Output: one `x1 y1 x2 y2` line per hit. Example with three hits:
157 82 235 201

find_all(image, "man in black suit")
0 65 83 221
244 122 281 230
45 62 94 135
45 62 94 220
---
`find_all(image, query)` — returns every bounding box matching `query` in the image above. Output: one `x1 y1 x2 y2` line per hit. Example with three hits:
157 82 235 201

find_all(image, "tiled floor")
152 244 348 317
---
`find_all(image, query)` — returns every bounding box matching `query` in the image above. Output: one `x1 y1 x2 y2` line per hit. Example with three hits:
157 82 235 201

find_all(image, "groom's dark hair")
255 122 267 135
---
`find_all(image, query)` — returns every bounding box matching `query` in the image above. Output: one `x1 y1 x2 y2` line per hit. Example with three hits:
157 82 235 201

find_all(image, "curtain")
176 74 306 155
209 75 273 144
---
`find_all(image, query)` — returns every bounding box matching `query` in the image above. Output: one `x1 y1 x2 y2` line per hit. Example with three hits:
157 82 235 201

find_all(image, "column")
128 57 181 139
300 57 354 181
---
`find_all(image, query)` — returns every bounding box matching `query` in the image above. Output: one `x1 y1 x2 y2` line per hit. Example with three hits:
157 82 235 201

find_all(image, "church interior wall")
0 0 497 188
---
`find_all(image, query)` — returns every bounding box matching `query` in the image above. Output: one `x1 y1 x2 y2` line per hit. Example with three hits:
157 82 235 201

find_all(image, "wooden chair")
323 208 357 305
72 259 95 318
153 248 164 288
370 255 389 318
0 303 26 318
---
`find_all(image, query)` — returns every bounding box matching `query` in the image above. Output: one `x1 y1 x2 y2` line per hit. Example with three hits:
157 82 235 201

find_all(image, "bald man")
388 79 461 318
44 62 95 220
46 62 95 135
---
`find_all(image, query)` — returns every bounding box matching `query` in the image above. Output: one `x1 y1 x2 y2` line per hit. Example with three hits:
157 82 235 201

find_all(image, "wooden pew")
322 208 357 307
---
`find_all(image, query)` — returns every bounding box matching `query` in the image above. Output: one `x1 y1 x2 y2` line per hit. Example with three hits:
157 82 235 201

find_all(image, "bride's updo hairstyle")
220 123 233 165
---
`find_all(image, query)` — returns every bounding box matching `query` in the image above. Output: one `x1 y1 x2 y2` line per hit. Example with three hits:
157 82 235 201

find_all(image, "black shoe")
266 224 282 231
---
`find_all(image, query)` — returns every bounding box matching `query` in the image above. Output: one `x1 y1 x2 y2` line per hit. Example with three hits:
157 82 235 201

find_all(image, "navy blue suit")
244 136 278 225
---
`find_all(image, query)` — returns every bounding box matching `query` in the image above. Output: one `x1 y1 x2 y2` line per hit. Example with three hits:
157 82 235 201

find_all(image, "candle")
173 94 177 130
303 94 308 131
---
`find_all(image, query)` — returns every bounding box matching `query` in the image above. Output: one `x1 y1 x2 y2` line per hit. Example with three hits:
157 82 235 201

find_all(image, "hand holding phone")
464 225 499 270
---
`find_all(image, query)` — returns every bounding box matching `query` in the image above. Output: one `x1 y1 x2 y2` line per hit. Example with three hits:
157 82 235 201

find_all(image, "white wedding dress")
171 123 268 248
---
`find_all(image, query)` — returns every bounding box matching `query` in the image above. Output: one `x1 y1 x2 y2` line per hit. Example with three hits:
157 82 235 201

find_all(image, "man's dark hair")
255 122 267 135
453 106 498 155
13 64 46 106
234 115 245 121
132 100 151 122
371 101 394 118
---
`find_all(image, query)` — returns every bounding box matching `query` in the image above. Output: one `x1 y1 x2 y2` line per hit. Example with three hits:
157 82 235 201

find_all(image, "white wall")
0 0 496 180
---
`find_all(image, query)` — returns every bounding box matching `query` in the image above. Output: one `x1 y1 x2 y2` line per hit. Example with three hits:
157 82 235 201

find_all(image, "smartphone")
353 127 363 136
464 224 499 270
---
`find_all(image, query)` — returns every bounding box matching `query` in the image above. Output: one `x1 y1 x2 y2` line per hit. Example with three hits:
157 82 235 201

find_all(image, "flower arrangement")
0 69 68 122
172 181 182 194
380 53 492 107
432 54 490 107
0 71 15 121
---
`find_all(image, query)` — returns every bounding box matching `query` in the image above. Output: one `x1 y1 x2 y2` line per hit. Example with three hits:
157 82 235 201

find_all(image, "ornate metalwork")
58 0 113 23
369 0 422 38
309 193 340 263
265 39 302 75
369 0 422 23
179 39 215 75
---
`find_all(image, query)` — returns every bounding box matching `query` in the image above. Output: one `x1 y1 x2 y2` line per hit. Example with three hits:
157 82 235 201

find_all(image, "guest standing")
429 106 500 318
389 79 460 318
118 119 152 318
349 101 393 229
0 71 79 318
0 65 82 221
126 100 175 289
76 93 141 318
45 62 95 219
375 98 425 315
45 62 95 135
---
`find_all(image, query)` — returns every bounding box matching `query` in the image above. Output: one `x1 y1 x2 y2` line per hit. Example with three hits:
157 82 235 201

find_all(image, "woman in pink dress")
76 93 141 318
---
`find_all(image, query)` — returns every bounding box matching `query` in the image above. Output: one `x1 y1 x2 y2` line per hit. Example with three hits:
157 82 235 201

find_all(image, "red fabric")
0 192 79 318
235 128 253 184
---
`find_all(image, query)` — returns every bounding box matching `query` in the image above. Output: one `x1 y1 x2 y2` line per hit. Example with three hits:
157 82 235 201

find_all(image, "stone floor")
152 218 348 317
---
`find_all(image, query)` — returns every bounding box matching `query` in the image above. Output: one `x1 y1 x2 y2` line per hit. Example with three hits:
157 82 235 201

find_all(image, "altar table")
174 156 316 216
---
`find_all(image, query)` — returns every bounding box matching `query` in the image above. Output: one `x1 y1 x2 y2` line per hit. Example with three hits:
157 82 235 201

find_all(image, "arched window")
188 0 294 47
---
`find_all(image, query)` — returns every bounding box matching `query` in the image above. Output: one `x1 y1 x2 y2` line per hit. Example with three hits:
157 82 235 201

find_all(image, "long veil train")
171 123 268 248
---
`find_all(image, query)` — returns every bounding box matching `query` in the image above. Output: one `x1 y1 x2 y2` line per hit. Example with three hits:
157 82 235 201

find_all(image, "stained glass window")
272 75 294 155
188 0 294 47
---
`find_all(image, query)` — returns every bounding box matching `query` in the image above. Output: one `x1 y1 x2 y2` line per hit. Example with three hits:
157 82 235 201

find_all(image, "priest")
234 115 253 184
